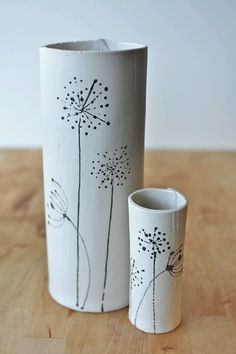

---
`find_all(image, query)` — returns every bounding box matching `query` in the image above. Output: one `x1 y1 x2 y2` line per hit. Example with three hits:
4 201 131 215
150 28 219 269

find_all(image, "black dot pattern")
138 227 170 259
57 77 110 135
91 146 131 189
130 258 145 289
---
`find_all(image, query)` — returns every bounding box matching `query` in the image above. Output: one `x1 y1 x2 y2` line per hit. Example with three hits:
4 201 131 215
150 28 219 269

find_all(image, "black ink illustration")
166 245 184 277
130 258 145 289
91 146 130 311
47 178 91 309
138 227 170 331
57 77 110 308
47 178 69 228
133 235 184 332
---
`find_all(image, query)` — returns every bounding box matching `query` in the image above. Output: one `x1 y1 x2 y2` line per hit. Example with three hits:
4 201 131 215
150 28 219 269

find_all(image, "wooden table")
0 150 235 354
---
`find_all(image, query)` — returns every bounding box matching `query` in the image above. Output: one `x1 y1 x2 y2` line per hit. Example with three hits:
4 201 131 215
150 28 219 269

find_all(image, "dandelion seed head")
166 245 184 277
130 258 145 289
57 78 111 134
91 146 130 189
138 227 169 259
47 178 68 228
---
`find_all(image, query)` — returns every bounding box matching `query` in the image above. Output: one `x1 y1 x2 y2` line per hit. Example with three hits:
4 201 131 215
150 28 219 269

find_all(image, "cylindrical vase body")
40 39 147 312
128 188 188 333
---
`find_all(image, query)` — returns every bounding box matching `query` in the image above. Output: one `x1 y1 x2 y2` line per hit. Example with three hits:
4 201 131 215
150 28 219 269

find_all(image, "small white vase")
40 39 147 312
128 188 188 333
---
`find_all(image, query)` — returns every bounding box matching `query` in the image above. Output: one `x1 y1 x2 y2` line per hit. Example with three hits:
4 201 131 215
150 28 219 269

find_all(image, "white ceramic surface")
128 188 188 333
40 39 147 312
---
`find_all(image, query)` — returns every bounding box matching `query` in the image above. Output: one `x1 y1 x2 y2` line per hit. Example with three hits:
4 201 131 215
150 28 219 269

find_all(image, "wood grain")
0 150 236 354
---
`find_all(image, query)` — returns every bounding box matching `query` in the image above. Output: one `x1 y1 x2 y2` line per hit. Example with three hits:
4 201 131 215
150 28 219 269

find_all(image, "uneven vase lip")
40 38 147 54
128 188 188 213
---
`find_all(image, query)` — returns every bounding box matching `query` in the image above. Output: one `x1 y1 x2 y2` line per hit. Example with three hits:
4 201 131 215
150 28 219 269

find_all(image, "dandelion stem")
153 253 156 332
101 183 114 312
76 120 81 307
134 269 166 326
65 214 91 310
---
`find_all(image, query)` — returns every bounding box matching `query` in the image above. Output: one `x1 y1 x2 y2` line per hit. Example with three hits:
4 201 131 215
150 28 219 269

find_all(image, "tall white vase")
40 39 147 312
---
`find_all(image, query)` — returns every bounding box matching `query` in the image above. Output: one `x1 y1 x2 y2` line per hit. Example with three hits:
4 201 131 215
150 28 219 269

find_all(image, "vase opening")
42 39 146 53
129 188 187 212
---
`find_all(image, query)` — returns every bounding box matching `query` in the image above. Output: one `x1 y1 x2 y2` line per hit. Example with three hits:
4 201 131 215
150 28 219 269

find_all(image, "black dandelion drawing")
137 227 169 331
134 242 184 331
130 258 145 290
47 178 91 309
166 245 184 277
91 145 131 311
58 77 110 133
56 77 110 308
47 178 68 228
91 145 130 188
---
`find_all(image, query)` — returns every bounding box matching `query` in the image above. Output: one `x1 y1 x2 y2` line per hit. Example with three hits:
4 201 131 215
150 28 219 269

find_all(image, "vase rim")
40 39 147 54
128 188 188 214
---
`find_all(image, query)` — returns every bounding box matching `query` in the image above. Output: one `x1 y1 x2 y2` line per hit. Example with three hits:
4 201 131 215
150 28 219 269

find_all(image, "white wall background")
0 0 235 149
